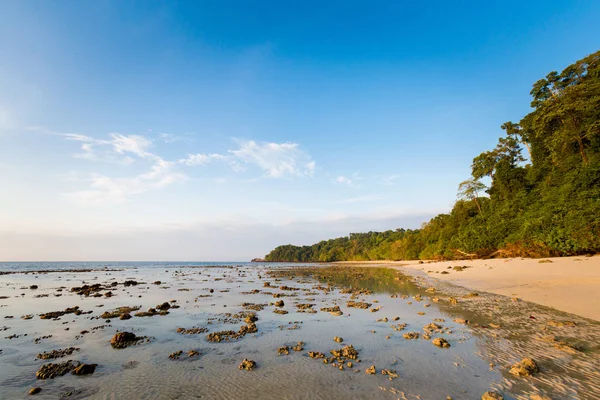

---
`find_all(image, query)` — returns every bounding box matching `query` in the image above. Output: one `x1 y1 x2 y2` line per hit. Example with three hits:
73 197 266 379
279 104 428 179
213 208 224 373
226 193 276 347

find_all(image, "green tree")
457 178 487 213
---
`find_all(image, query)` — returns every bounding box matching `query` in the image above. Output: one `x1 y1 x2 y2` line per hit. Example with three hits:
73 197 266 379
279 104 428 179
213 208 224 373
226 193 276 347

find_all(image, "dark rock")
72 363 97 375
239 358 256 370
110 332 141 349
509 358 539 377
36 360 80 379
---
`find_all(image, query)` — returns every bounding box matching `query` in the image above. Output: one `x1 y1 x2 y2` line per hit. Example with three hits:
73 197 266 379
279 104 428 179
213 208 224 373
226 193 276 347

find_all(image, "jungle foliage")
265 51 600 261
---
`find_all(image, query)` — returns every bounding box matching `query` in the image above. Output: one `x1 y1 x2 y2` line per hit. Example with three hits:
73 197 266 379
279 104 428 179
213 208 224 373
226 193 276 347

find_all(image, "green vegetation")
265 51 600 262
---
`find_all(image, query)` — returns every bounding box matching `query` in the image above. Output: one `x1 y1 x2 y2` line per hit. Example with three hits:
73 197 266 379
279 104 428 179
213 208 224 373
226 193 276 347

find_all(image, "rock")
366 365 376 375
482 391 503 400
188 350 200 357
37 347 79 360
391 323 407 331
169 350 183 360
156 302 171 311
277 346 290 355
72 363 97 375
346 301 371 309
274 300 285 307
30 285 38 290
239 358 256 370
177 327 208 335
39 306 82 320
110 332 141 349
509 358 539 377
292 342 304 351
36 360 80 379
330 344 359 360
29 387 42 395
424 323 443 332
432 337 450 348
244 314 258 323
101 306 141 319
120 313 131 320
403 332 420 340
381 369 398 379
334 336 343 343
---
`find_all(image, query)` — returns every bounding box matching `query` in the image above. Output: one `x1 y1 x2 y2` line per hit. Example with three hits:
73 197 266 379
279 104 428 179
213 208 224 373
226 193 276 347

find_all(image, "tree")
457 178 487 213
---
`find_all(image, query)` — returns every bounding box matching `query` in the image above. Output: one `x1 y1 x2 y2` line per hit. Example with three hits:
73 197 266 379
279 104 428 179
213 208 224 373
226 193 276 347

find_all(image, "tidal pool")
0 264 598 399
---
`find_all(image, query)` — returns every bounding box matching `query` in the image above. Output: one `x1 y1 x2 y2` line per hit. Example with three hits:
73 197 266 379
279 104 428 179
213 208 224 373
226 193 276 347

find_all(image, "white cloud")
65 158 185 205
60 132 186 204
178 139 316 179
332 172 362 187
110 133 153 158
178 153 227 166
54 130 317 204
158 132 194 143
334 176 353 186
332 195 383 204
228 139 315 178
63 133 153 164
381 174 402 186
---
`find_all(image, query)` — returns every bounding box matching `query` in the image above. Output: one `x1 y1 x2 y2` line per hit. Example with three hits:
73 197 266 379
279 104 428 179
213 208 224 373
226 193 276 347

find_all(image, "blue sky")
1 1 598 260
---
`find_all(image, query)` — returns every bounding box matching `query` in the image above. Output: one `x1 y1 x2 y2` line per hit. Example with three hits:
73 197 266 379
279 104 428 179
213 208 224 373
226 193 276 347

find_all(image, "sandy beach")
337 255 600 321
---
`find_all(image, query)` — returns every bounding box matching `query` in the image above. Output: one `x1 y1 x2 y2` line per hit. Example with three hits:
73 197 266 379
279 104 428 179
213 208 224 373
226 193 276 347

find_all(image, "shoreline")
334 255 600 321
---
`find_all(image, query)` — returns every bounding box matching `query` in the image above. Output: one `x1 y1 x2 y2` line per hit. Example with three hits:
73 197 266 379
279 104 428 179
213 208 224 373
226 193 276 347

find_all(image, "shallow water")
0 264 598 399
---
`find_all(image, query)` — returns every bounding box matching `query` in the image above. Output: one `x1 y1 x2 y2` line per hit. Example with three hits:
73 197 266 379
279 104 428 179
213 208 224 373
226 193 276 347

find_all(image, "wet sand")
336 255 600 321
1 263 599 399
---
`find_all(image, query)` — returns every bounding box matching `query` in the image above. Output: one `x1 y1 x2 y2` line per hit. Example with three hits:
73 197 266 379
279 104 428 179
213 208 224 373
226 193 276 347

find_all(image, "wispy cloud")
334 175 354 186
228 139 315 178
65 158 185 205
60 132 185 204
332 195 383 204
63 133 153 164
332 172 362 187
55 131 317 204
178 153 227 166
157 132 194 143
381 174 402 186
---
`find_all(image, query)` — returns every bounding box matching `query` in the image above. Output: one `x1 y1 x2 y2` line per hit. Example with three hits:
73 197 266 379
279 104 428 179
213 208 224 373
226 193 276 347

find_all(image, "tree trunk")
576 134 589 164
523 141 532 162
474 197 482 213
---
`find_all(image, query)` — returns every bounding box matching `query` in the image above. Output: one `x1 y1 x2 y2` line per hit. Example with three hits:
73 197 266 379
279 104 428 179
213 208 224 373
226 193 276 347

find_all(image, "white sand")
336 255 600 321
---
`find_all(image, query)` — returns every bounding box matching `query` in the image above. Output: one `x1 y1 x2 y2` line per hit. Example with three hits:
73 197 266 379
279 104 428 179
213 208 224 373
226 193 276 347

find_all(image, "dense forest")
265 51 600 262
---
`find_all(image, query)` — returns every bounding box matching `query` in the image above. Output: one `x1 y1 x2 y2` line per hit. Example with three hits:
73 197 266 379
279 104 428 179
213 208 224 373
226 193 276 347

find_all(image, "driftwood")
452 249 477 259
